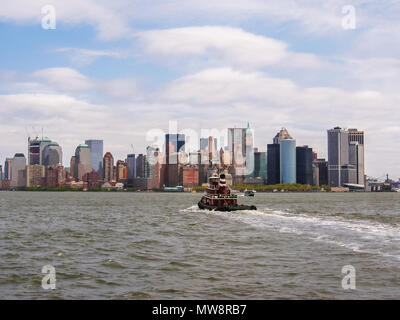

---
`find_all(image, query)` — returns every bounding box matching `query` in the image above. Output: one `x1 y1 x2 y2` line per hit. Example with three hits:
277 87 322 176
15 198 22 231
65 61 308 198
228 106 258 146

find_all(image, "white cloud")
136 26 324 69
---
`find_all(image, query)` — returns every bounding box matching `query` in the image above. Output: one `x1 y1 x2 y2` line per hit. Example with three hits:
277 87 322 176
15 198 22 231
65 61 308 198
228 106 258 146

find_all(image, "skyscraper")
85 140 103 177
348 129 365 186
267 144 280 185
127 154 136 185
327 127 357 187
245 123 254 177
165 134 185 186
42 142 63 167
74 144 92 181
254 151 267 183
280 138 296 184
228 127 246 169
10 153 26 188
28 137 52 165
296 146 313 185
103 152 114 182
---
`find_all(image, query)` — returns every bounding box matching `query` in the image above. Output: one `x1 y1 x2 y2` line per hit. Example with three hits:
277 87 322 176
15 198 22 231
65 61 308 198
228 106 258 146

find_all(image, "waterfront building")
0 165 2 182
28 136 52 165
327 127 360 187
126 154 136 186
116 160 128 183
85 140 103 177
136 154 147 178
348 129 365 186
42 142 62 167
46 165 66 187
83 170 101 188
182 165 199 189
165 134 185 187
103 152 114 182
4 158 12 180
280 138 296 184
10 153 26 188
245 123 254 177
70 156 76 179
254 151 267 183
200 137 218 165
26 165 46 187
267 144 280 185
74 144 92 181
312 158 328 186
228 127 246 171
296 146 313 185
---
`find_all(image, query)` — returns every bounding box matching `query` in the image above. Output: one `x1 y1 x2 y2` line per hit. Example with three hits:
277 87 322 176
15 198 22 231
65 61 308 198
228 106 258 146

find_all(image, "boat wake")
182 205 400 261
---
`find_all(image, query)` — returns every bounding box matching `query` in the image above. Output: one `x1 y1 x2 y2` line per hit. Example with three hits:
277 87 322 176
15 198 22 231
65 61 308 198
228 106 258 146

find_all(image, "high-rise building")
126 154 136 185
165 134 185 187
103 152 114 182
200 137 218 165
0 165 2 182
228 127 246 169
74 144 92 181
28 137 52 165
70 156 76 179
136 154 147 178
348 129 365 186
116 160 127 182
4 158 12 180
85 140 103 177
42 142 63 167
267 144 280 185
327 127 359 187
254 151 267 183
327 127 349 187
312 158 328 186
296 146 313 185
10 153 26 188
280 138 296 184
245 123 254 177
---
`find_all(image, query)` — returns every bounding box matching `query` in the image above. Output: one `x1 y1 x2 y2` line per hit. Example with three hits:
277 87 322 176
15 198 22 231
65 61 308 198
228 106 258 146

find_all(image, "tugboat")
198 173 257 211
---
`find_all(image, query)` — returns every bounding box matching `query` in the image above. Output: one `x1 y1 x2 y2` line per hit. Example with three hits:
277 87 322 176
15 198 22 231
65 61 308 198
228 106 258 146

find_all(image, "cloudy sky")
0 0 399 179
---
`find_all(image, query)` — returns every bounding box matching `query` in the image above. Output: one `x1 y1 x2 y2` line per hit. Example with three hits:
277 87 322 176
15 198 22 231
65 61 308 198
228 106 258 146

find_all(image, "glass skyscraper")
280 139 296 184
85 140 103 177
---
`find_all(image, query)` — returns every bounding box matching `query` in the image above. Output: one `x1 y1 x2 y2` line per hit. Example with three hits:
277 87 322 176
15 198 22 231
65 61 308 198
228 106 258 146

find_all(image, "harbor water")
0 192 399 299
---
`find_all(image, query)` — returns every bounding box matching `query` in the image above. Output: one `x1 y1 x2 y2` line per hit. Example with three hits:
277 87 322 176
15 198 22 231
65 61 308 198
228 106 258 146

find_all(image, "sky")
0 0 399 180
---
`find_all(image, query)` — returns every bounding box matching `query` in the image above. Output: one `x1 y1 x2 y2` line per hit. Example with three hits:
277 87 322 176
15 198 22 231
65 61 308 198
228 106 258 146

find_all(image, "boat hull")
198 201 257 211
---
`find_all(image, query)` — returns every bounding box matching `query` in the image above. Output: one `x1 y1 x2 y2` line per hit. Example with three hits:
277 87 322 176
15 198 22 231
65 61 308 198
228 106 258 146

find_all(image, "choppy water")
0 191 399 299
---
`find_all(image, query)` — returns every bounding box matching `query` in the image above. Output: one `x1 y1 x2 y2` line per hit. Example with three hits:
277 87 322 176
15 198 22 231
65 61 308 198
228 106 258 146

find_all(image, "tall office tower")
200 137 218 165
85 140 103 177
146 146 160 177
4 158 12 180
228 127 246 170
116 160 127 182
70 156 76 178
312 158 328 186
42 142 63 167
267 144 280 185
103 152 114 182
296 146 313 185
327 127 357 187
0 165 2 182
136 154 147 178
126 154 136 186
348 129 365 186
10 153 26 188
165 134 185 186
245 123 254 177
28 137 52 165
74 144 92 181
280 138 296 184
254 151 267 183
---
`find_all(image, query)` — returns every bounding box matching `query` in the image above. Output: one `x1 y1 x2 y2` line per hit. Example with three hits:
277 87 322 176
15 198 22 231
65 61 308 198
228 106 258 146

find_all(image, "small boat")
198 173 257 211
244 189 255 197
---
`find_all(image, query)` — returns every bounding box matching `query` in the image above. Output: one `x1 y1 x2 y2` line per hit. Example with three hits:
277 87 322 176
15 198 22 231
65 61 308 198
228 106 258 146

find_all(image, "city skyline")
0 1 399 179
